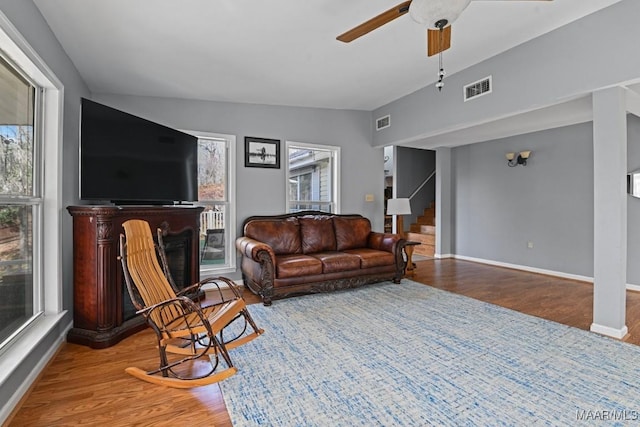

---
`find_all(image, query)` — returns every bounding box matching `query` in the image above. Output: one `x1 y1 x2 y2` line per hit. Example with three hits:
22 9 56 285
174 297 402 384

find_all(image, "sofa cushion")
310 251 361 273
345 248 396 269
334 217 371 251
276 254 323 278
299 216 337 254
245 218 301 255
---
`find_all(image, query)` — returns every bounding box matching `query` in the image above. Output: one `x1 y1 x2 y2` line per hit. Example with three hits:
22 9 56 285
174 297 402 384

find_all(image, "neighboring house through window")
286 141 340 213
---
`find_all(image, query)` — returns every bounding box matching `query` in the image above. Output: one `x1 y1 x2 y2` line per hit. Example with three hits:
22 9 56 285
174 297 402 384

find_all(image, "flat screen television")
80 98 198 205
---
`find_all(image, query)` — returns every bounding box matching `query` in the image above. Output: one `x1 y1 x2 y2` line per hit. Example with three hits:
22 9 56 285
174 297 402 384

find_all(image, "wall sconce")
506 150 531 167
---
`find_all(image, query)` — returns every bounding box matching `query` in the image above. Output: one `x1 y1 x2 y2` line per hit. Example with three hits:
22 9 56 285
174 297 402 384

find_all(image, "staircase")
405 202 435 257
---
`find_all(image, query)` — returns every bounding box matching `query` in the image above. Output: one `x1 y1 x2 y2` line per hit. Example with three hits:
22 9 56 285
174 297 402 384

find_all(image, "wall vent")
376 115 390 131
464 76 492 102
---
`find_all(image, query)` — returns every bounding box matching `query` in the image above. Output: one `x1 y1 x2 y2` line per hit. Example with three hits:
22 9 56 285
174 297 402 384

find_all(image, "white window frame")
184 130 236 277
285 140 340 214
0 10 65 423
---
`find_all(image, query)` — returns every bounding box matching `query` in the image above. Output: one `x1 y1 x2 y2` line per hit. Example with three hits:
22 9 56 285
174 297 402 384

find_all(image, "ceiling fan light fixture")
409 0 472 28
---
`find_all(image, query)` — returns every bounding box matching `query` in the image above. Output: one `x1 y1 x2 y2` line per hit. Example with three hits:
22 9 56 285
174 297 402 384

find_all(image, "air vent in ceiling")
464 76 492 102
376 115 390 131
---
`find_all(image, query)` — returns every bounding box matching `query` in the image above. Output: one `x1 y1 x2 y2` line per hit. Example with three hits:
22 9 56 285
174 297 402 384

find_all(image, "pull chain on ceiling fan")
434 19 447 92
337 0 552 91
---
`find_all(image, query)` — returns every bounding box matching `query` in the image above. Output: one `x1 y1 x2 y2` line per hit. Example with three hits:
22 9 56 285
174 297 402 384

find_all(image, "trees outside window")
196 133 235 275
0 56 39 347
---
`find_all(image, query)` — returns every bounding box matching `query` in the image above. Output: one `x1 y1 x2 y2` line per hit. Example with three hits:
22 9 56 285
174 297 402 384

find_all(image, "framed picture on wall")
244 136 280 169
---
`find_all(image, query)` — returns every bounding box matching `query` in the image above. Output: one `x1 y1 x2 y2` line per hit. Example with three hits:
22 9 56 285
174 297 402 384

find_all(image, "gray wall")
0 0 90 415
371 0 640 285
396 147 436 228
372 0 640 148
453 122 595 277
93 94 382 229
93 94 384 281
627 114 640 285
453 116 640 283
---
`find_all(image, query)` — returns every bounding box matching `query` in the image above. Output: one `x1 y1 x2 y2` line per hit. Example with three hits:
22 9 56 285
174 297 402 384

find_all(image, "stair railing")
409 169 436 201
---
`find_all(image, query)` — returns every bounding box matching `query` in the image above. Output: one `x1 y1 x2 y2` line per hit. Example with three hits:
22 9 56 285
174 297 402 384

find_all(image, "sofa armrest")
368 232 407 283
236 236 277 305
367 231 405 254
236 236 277 266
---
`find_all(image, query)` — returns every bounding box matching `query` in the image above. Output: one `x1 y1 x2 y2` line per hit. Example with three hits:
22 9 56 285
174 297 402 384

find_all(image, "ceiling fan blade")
337 1 412 43
427 26 452 57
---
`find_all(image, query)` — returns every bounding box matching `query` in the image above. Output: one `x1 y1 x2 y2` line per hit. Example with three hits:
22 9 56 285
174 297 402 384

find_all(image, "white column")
435 147 453 257
591 87 628 339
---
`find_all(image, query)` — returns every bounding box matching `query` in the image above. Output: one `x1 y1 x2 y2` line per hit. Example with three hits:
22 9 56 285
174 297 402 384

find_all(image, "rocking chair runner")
118 219 263 388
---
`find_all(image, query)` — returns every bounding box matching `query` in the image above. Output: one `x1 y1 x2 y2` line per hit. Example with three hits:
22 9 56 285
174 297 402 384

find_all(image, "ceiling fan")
337 0 553 58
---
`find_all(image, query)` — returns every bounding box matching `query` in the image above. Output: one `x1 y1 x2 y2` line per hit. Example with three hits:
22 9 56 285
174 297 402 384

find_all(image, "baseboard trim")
590 323 628 339
451 255 640 292
453 255 593 283
434 253 454 259
627 284 640 292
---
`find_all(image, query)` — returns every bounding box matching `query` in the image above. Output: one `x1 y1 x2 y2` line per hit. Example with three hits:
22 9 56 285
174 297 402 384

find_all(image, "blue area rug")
221 280 640 426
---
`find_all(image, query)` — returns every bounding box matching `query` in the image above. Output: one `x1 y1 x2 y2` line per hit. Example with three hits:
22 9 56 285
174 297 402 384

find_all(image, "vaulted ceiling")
34 0 623 111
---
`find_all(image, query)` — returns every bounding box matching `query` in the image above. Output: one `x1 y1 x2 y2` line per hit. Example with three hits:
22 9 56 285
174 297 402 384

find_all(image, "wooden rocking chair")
118 219 263 388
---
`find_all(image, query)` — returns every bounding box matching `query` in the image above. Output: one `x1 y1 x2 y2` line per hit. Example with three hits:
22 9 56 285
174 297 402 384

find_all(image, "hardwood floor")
7 259 640 426
411 259 640 346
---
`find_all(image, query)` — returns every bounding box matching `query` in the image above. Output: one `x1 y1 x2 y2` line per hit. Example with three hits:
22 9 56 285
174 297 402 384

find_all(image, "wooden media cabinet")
67 205 204 348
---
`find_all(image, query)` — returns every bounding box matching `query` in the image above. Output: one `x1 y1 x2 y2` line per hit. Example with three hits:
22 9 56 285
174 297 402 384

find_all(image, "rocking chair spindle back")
118 219 263 388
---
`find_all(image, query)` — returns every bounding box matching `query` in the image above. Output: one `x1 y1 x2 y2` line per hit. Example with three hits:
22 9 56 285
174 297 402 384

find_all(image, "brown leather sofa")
236 211 407 305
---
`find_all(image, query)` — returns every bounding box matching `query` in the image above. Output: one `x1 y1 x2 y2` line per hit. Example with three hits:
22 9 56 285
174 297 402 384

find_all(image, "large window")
0 9 63 375
286 141 339 213
196 132 235 275
0 56 39 346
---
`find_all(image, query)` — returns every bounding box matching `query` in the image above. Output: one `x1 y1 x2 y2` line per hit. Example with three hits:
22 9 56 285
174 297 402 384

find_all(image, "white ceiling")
34 0 624 112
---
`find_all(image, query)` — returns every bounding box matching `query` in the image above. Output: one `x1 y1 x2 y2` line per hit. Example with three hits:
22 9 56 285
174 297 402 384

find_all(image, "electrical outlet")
365 194 374 202
527 241 534 249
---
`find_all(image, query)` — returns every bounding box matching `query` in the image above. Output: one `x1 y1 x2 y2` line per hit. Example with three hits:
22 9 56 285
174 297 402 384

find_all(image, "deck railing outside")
200 209 224 235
